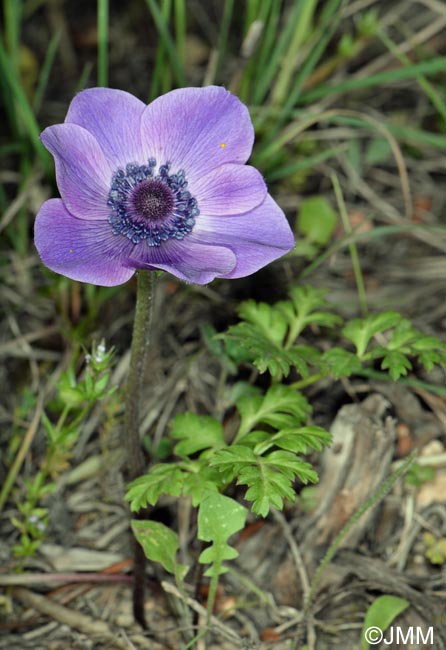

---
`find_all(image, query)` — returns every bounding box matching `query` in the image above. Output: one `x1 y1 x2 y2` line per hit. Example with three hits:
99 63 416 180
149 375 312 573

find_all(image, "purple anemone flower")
34 86 295 286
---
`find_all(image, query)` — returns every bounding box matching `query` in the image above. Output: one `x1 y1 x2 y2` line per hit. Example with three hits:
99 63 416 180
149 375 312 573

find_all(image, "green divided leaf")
361 316 446 379
387 319 419 349
125 464 185 511
222 285 340 378
210 446 318 517
380 350 412 380
321 347 363 377
239 300 288 347
253 425 331 455
343 312 402 357
236 384 311 440
170 412 225 457
182 466 223 506
243 463 296 516
223 319 306 378
280 285 342 339
132 520 188 583
223 299 300 378
198 492 247 577
361 595 409 650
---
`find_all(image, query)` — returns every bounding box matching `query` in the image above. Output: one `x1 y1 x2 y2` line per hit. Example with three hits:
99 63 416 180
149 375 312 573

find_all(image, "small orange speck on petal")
220 143 226 148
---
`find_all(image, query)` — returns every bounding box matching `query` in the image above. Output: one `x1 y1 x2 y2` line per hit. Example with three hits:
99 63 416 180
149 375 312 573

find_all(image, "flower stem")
124 269 155 627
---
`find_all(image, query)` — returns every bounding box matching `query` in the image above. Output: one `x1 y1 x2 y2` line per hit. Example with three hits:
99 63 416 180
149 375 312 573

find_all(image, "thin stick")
13 587 130 650
331 171 368 317
0 572 131 586
124 270 155 627
0 394 44 513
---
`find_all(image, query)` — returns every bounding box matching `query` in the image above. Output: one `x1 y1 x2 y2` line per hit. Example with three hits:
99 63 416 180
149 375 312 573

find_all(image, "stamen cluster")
107 159 199 246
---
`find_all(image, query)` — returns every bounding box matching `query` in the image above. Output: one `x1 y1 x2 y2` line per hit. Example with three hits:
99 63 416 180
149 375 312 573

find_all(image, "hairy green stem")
304 449 417 616
125 270 155 627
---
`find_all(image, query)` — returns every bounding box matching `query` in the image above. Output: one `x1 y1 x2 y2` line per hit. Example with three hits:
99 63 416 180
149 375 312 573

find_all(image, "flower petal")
41 124 111 220
194 194 295 278
65 88 146 167
193 164 266 216
34 199 135 286
124 239 236 285
140 86 254 185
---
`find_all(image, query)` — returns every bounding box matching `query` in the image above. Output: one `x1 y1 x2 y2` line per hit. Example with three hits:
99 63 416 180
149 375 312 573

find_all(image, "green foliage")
198 492 247 577
128 285 446 530
223 285 340 379
236 384 311 440
58 340 116 408
126 463 187 511
132 520 189 584
210 447 318 516
223 299 301 378
127 383 327 519
8 341 116 562
344 313 446 379
321 347 363 378
171 412 225 457
423 532 446 565
343 312 402 358
361 595 409 649
296 196 338 247
405 463 435 487
223 288 446 384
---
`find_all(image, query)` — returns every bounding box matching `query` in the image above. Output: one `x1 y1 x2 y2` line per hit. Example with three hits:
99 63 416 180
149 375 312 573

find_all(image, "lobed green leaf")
236 384 311 439
170 412 225 457
198 492 247 577
125 464 185 511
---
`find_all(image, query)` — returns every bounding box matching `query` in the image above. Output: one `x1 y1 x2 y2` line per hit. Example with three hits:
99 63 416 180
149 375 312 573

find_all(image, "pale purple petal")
193 194 295 278
140 86 254 185
41 124 111 220
36 87 294 286
193 164 267 216
65 88 146 168
124 239 236 285
34 199 135 286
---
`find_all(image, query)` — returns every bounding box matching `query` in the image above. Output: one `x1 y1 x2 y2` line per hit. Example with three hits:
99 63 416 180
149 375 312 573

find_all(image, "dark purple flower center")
131 179 174 222
107 159 199 246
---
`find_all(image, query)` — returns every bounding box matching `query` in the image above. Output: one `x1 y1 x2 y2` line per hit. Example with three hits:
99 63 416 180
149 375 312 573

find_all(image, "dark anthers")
107 159 199 246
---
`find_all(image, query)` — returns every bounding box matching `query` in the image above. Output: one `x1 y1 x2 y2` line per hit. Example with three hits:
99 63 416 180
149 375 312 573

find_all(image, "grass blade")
299 57 446 104
210 0 234 85
174 0 186 62
97 0 109 86
144 0 186 90
253 1 308 105
149 0 172 99
270 0 318 106
33 30 60 113
264 144 346 181
377 28 446 126
0 37 50 171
